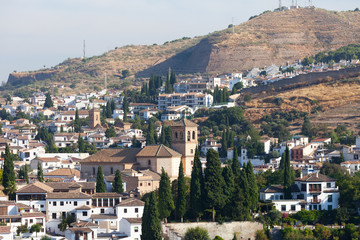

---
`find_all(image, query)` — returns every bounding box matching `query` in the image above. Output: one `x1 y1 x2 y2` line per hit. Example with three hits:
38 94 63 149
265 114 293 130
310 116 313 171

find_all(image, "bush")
184 227 210 240
255 230 268 240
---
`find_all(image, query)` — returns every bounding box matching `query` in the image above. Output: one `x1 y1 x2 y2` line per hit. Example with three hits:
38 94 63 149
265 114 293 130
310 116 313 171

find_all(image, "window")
124 208 127 213
53 202 57 206
192 131 195 140
93 167 96 176
281 205 286 211
101 209 105 214
301 184 306 191
291 205 296 211
355 154 359 160
74 201 77 206
60 201 64 206
187 131 191 141
319 205 322 210
30 219 33 223
134 226 139 232
86 201 90 205
191 149 193 154
328 195 333 203
148 182 151 186
40 205 44 208
309 205 312 210
328 205 332 211
135 208 138 213
140 183 143 187
82 211 87 216
148 160 151 165
111 167 113 175
313 205 317 210
327 182 331 188
175 132 178 139
52 213 56 219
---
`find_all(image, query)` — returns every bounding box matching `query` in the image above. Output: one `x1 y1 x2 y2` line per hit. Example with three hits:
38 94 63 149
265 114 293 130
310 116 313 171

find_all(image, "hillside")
6 8 360 93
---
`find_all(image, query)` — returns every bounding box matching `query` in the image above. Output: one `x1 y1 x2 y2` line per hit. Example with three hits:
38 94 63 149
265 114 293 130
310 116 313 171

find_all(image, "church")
80 119 198 180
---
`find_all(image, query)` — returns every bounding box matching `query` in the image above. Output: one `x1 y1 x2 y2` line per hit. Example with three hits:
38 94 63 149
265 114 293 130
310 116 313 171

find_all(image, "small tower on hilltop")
88 108 101 129
171 119 199 176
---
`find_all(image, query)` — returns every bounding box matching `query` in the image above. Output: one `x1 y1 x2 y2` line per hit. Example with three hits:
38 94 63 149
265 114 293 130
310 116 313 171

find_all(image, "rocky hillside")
6 8 360 92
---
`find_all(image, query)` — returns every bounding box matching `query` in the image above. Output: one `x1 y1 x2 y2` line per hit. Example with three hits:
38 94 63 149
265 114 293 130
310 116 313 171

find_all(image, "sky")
0 0 359 84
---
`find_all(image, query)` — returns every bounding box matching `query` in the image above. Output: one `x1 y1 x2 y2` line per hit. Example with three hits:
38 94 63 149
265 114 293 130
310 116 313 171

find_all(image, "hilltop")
5 8 360 93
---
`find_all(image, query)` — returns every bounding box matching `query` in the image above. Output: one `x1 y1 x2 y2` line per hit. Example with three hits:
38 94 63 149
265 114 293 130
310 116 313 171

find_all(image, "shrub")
184 227 210 240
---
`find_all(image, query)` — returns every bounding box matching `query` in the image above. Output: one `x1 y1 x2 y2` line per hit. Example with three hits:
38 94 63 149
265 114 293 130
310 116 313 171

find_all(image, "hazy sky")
0 0 358 84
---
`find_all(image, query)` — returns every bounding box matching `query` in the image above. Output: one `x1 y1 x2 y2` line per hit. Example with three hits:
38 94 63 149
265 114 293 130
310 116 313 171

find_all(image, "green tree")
74 108 81 133
158 168 174 222
37 162 44 182
232 147 241 179
246 162 259 211
106 101 112 118
204 149 226 221
112 169 123 193
105 127 116 138
283 146 293 199
255 230 268 240
3 144 16 198
190 147 204 221
222 165 235 217
30 223 42 237
184 227 210 240
16 225 28 236
121 69 130 78
18 165 29 184
44 92 53 108
141 191 161 240
301 116 312 138
78 134 85 152
122 96 129 121
176 162 187 222
96 166 105 193
131 135 142 148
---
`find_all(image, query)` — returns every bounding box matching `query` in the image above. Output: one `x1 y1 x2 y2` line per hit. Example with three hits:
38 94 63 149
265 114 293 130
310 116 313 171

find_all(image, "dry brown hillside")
6 8 360 93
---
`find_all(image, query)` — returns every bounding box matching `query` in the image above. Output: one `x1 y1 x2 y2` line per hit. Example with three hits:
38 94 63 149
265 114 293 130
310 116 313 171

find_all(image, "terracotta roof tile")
124 218 142 224
136 145 182 158
171 119 198 127
0 226 11 234
45 182 95 190
117 198 144 207
21 212 45 218
16 182 54 194
92 192 122 198
90 214 117 219
295 173 335 182
47 192 91 199
81 148 141 164
69 227 92 233
44 168 80 178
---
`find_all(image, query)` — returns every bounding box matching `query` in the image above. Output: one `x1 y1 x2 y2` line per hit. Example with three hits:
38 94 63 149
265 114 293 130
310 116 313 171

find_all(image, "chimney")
316 171 319 178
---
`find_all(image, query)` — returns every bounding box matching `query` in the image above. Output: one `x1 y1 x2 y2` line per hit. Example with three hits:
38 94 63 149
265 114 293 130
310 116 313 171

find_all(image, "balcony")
311 199 321 204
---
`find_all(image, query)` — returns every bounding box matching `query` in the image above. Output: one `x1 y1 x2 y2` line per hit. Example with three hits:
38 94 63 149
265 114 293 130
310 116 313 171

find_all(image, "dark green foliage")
58 213 76 232
246 162 258 210
141 191 161 240
132 115 142 129
302 56 314 66
283 146 293 199
232 147 241 179
35 127 58 153
16 225 28 235
74 108 81 133
184 227 210 240
146 118 158 145
213 236 224 240
37 162 44 182
158 168 174 221
159 125 172 148
44 92 53 108
121 69 130 78
301 116 313 138
231 82 243 94
105 127 116 138
213 86 230 104
112 170 123 193
3 144 16 197
96 166 105 193
30 223 42 236
204 149 226 221
78 134 85 152
131 135 142 148
106 101 113 118
313 44 360 63
122 95 129 121
190 147 204 219
221 166 235 216
176 162 187 220
18 164 29 183
255 230 268 240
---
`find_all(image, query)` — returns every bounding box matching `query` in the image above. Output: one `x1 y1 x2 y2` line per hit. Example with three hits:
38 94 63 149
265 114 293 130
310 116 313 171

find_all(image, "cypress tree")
3 144 15 196
164 126 172 148
158 168 174 222
222 166 235 217
110 100 116 113
112 169 123 193
96 166 105 193
106 101 112 118
204 149 226 222
231 167 250 220
232 147 241 179
246 162 259 211
170 69 177 85
190 147 203 221
176 162 186 222
78 134 85 153
37 162 44 182
74 108 81 133
44 92 53 108
279 152 285 170
141 191 161 240
220 130 228 158
284 146 293 199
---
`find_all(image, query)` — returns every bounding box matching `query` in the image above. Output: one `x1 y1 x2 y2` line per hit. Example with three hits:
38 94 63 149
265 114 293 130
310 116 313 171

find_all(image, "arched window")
187 131 191 141
175 132 178 139
192 131 196 140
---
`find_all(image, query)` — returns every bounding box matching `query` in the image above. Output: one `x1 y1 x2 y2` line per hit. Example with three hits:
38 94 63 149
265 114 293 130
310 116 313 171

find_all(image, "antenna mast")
83 40 86 59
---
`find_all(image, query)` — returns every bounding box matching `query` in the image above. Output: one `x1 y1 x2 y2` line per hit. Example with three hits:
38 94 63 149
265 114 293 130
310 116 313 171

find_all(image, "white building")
161 105 194 121
260 172 339 213
341 161 360 174
158 92 213 111
201 138 221 155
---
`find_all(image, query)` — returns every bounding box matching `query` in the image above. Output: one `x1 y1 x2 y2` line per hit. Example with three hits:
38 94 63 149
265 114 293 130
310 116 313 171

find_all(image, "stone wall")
163 221 263 240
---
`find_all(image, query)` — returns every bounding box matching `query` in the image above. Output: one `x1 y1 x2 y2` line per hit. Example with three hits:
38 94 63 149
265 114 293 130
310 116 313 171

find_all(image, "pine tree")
158 168 174 222
232 147 241 179
204 149 226 221
112 170 123 193
176 162 186 222
246 162 259 211
96 166 105 193
283 146 293 199
190 147 203 221
44 92 53 108
141 191 161 240
3 144 15 196
37 162 44 182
